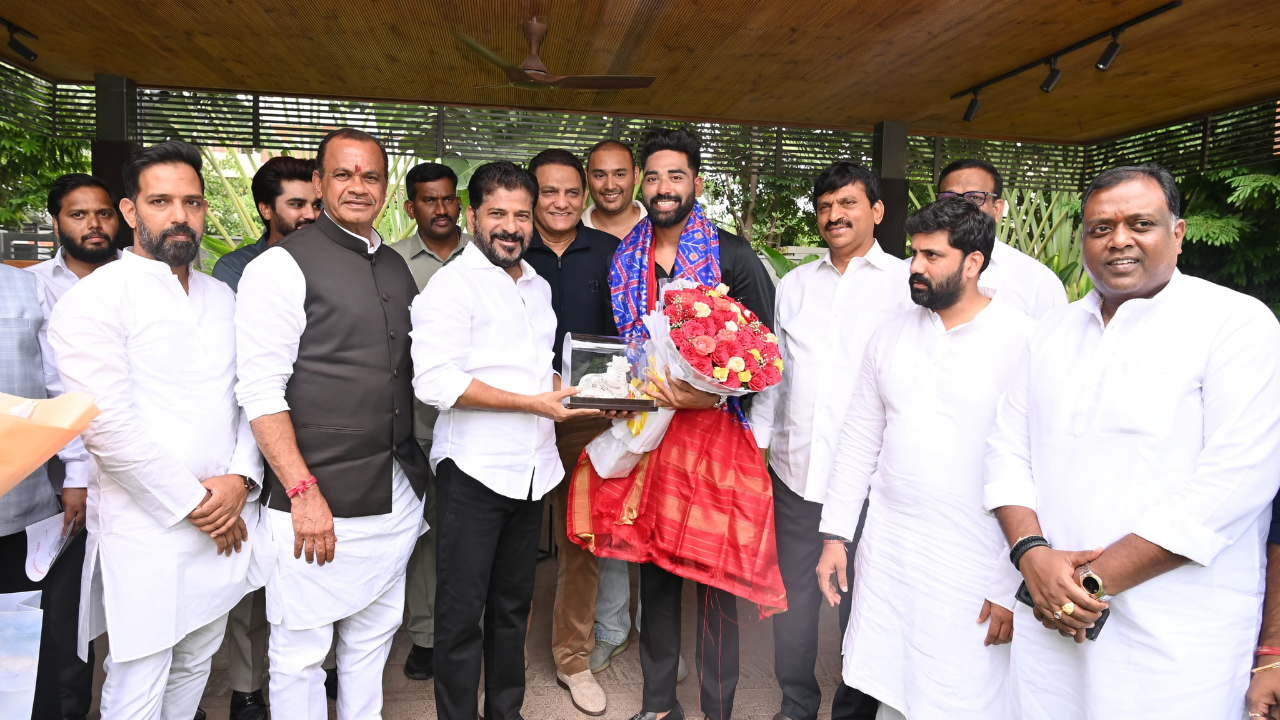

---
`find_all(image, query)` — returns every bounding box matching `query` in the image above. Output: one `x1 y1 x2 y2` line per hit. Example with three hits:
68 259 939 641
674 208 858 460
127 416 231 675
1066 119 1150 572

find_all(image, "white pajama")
268 573 407 720
99 612 229 720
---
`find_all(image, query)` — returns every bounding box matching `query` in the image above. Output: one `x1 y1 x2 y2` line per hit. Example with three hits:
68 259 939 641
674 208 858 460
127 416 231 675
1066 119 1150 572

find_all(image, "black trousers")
433 459 544 720
0 526 94 720
829 498 880 720
639 562 739 720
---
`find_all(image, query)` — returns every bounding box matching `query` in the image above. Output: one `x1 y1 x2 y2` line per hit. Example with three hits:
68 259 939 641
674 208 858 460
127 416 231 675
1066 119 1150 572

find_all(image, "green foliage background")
0 121 91 228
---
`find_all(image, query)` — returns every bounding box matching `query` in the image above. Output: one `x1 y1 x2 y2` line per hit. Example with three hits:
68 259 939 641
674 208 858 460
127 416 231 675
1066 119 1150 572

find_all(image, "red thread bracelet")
1258 646 1280 657
286 475 317 499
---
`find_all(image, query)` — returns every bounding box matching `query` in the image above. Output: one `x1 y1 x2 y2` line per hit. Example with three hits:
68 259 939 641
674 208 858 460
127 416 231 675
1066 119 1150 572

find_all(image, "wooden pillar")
872 120 909 259
92 74 139 248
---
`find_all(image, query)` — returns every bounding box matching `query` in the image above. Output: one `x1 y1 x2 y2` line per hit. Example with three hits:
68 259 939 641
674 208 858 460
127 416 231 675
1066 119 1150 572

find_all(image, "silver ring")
1053 610 1063 620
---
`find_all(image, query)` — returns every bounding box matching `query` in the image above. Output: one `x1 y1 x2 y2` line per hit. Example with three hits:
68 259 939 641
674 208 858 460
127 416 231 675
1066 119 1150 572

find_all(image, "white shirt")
49 250 266 662
820 296 1031 719
27 246 123 306
33 285 89 490
234 215 426 628
582 199 647 234
411 242 562 501
983 271 1280 719
748 242 913 501
977 240 1067 320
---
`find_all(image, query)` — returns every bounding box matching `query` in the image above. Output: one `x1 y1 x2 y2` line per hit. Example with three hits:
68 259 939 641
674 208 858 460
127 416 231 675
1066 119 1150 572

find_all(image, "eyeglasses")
937 191 998 206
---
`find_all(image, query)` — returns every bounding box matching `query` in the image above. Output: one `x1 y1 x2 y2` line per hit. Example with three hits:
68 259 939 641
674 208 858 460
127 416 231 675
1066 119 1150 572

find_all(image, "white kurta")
748 242 913 501
820 296 1032 720
977 241 1067 320
49 250 268 662
235 215 425 629
983 271 1280 720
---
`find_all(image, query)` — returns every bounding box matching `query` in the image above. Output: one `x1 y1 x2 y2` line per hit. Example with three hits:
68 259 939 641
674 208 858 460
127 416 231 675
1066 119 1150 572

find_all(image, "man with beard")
235 128 430 720
391 161 471 684
23 172 117 720
575 127 777 720
583 139 646 240
984 165 1280 720
213 156 320 292
937 159 1066 319
411 160 602 720
815 197 1027 720
49 140 268 720
29 173 121 304
748 161 912 720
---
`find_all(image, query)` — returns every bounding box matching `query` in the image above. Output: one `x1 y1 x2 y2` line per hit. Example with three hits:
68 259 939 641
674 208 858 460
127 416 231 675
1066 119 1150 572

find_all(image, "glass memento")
561 333 657 412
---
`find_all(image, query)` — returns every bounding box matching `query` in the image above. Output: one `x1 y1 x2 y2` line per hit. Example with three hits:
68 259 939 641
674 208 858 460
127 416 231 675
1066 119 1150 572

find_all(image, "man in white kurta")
236 129 429 720
938 158 1067 319
49 141 267 720
818 197 1028 720
983 164 1280 719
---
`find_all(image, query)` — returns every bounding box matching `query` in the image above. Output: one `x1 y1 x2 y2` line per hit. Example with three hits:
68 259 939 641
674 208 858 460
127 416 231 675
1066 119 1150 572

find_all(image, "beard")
909 264 966 311
271 213 314 240
475 227 527 269
59 229 116 264
137 220 202 268
644 191 696 229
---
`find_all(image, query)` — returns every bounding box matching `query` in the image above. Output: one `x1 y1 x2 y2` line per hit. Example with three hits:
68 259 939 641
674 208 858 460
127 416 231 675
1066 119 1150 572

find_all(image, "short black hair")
122 140 205 202
251 156 316 222
315 128 388 179
586 139 634 168
47 173 114 218
1082 163 1181 220
468 161 539 210
905 196 996 273
812 161 881 209
938 158 1004 196
639 127 701 175
528 148 587 190
404 162 459 202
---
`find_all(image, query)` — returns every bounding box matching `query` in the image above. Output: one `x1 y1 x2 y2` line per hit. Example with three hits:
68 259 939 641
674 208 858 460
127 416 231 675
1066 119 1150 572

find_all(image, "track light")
1096 32 1122 71
1 17 37 63
1040 59 1061 93
963 93 980 122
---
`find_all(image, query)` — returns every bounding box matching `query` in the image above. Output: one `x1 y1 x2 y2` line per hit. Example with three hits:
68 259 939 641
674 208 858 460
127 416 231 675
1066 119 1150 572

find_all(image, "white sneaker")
557 669 608 716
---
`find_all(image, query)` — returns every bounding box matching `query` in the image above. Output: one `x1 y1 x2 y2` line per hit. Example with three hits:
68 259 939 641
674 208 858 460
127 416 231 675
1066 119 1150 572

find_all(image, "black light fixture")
949 0 1181 120
1 17 38 63
1040 58 1061 93
1096 31 1123 71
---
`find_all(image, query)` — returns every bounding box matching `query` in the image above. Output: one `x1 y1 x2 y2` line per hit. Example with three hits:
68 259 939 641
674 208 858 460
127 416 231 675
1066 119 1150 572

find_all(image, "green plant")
760 246 820 278
0 122 90 229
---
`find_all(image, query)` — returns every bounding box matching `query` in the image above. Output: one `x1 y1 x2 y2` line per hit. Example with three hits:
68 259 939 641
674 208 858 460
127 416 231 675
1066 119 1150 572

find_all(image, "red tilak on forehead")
354 163 362 174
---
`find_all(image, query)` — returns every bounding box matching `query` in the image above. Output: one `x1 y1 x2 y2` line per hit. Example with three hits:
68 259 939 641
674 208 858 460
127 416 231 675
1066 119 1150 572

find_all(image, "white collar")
325 210 382 253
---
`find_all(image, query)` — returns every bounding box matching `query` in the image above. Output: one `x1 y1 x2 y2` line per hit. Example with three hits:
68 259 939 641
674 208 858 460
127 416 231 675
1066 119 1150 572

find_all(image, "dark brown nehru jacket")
264 211 430 517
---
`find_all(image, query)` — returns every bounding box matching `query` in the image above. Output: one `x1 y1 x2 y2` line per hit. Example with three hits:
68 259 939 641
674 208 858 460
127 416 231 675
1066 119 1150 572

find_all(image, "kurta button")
382 293 390 302
393 368 399 378
394 408 400 417
389 331 397 339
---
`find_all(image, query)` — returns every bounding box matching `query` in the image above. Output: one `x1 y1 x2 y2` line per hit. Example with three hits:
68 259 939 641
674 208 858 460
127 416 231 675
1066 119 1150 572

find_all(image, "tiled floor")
90 554 845 719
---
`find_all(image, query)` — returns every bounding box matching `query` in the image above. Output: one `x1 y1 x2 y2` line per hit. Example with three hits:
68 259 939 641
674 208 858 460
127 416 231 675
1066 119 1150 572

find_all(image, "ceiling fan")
454 17 655 91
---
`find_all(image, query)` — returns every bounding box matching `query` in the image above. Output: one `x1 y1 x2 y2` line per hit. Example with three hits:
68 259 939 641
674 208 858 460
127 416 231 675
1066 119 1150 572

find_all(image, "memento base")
565 397 657 412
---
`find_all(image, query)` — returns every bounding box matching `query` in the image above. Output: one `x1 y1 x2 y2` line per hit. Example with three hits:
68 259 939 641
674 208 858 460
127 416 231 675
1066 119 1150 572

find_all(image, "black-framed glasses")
937 190 998 206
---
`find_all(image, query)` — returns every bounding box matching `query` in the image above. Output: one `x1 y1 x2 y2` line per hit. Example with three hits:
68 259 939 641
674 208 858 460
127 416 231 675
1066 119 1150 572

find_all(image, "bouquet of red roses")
640 280 783 396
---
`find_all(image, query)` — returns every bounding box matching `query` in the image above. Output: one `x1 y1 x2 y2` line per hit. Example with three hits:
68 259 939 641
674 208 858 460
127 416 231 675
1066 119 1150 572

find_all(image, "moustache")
909 272 933 289
824 219 852 231
489 229 526 245
80 232 109 242
432 214 453 223
161 223 198 242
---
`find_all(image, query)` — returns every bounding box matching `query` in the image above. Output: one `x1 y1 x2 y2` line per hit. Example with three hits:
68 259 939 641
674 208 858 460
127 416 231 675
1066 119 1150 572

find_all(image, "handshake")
188 473 251 557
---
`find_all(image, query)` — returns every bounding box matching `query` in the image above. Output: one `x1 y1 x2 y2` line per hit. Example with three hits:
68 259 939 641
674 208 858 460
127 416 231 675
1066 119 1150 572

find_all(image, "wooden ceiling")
4 0 1278 144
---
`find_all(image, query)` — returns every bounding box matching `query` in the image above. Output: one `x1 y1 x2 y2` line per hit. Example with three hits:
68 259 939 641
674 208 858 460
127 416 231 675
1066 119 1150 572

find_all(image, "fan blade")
552 75 656 90
454 32 516 70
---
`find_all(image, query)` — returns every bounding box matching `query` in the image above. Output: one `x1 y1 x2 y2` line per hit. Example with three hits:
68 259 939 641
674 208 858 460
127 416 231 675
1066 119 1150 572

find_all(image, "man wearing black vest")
235 128 430 720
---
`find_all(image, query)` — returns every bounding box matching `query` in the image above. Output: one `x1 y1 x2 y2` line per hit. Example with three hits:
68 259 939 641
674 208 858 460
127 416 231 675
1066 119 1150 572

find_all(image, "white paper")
24 513 69 583
0 590 42 720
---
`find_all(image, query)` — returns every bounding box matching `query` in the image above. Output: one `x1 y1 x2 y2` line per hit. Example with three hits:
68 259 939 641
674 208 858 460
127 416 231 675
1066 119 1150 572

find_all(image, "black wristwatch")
241 475 258 491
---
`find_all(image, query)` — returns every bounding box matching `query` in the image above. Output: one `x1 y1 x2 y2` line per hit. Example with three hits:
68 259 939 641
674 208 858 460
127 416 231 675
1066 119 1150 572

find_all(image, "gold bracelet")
1251 661 1280 675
